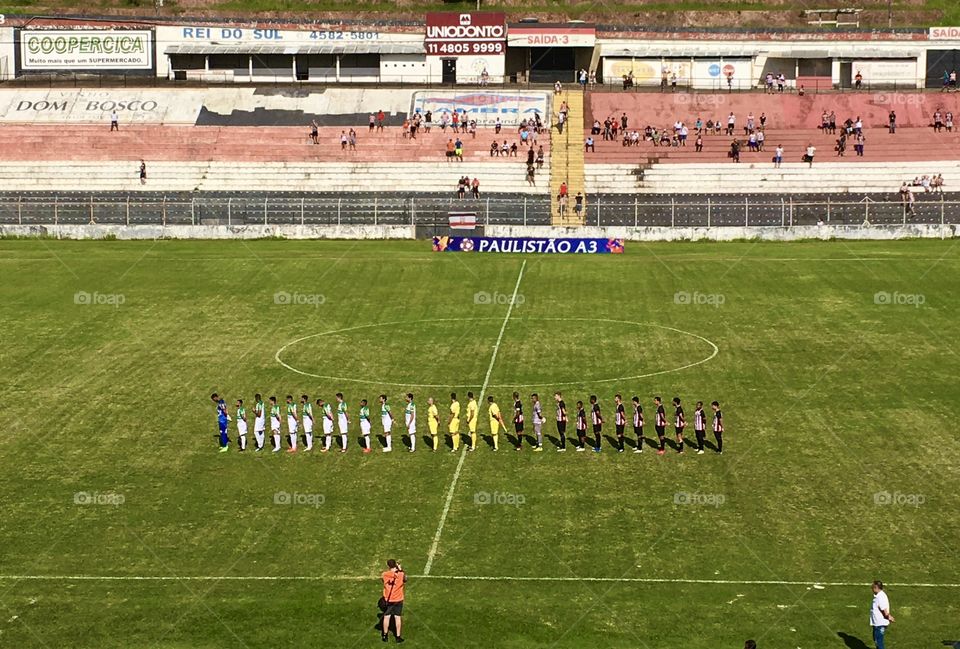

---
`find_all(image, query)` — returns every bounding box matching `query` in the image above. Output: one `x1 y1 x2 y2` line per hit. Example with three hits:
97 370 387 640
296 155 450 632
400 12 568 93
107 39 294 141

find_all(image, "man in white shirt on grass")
870 580 894 649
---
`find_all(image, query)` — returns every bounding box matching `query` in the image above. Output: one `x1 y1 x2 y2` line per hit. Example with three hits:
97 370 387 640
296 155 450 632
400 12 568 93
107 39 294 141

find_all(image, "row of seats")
586 161 958 194
0 161 551 194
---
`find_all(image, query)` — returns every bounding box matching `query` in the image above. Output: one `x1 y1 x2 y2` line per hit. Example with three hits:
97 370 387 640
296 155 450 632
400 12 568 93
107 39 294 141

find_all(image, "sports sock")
410 433 416 451
636 433 643 449
696 432 704 451
363 434 370 449
715 432 723 452
305 433 313 450
254 430 264 449
433 435 439 450
559 431 566 448
492 433 498 450
219 431 228 447
678 440 684 452
470 432 477 449
289 433 297 450
452 433 459 450
340 434 347 450
579 435 586 448
324 434 331 451
617 435 624 451
272 433 280 450
659 437 665 451
536 430 543 447
594 433 601 449
239 435 246 450
516 433 522 448
385 434 392 450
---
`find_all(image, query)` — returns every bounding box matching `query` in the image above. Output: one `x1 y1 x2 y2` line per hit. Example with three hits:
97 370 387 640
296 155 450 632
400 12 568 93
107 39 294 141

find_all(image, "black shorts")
615 424 625 435
634 426 643 436
556 421 566 433
695 429 705 436
514 422 524 432
655 426 665 436
675 427 685 436
592 424 602 434
384 601 403 616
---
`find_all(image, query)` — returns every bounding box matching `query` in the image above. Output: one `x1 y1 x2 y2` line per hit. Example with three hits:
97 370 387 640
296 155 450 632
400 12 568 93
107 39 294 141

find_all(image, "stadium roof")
165 43 424 56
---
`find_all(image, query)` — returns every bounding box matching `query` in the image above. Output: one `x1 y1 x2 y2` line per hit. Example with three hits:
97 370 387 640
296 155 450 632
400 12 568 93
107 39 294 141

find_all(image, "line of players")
211 391 725 455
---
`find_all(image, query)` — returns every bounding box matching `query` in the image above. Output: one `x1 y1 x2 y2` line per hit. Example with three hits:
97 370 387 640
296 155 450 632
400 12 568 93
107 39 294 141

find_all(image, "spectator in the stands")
946 111 954 131
888 110 896 133
774 144 783 168
574 192 584 218
726 113 736 136
348 129 357 151
854 133 865 157
526 164 536 187
495 117 502 134
695 134 703 152
536 146 545 169
340 130 348 150
369 113 376 131
510 142 518 157
490 140 499 157
585 136 595 153
454 137 463 161
471 177 480 198
310 120 319 145
446 139 455 162
501 141 510 156
554 80 562 94
730 139 740 163
376 109 385 132
934 108 944 132
855 70 863 89
804 143 816 167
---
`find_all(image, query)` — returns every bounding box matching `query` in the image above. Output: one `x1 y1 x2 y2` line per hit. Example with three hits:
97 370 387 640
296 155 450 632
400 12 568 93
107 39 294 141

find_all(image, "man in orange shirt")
381 559 407 643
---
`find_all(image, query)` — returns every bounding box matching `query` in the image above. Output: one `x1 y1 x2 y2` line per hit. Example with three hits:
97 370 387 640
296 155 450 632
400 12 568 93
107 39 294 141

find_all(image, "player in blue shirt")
211 392 230 452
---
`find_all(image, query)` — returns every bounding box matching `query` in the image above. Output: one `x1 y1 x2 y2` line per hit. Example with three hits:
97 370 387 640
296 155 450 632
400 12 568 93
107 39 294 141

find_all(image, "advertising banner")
19 29 153 71
424 12 506 56
412 90 549 126
433 236 625 254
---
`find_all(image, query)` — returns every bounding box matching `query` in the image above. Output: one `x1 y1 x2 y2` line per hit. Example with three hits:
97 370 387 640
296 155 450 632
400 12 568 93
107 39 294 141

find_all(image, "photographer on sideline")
381 559 407 643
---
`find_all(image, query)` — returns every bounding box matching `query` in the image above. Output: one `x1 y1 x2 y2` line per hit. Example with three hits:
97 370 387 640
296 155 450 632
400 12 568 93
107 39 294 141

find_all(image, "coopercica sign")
20 30 154 70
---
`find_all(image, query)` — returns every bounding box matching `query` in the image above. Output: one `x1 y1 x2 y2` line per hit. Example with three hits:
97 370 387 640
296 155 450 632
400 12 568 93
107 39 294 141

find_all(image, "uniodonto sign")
19 30 154 71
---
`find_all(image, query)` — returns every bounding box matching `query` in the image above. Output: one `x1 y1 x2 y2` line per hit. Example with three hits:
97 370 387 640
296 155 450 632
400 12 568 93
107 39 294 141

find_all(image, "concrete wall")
0 224 416 240
487 223 958 241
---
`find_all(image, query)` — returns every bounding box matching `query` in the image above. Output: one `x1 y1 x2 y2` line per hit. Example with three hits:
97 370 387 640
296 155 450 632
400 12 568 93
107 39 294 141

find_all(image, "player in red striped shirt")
631 396 644 453
575 400 588 452
694 401 706 454
613 394 626 453
589 395 603 453
672 396 685 454
654 396 667 455
711 400 723 454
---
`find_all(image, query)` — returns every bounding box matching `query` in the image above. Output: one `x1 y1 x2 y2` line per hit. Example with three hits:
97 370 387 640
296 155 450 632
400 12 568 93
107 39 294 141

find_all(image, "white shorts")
323 419 334 434
270 418 281 432
360 419 371 435
382 416 392 433
287 416 298 433
237 420 248 436
407 421 416 435
338 414 348 434
303 418 313 434
254 417 265 433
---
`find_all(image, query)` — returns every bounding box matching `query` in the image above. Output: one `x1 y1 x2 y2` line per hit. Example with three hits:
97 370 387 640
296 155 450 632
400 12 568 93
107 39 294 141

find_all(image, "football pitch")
1 238 958 648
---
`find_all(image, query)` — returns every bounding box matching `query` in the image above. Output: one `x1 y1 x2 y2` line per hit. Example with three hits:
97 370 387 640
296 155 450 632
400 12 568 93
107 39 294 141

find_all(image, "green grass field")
0 238 958 648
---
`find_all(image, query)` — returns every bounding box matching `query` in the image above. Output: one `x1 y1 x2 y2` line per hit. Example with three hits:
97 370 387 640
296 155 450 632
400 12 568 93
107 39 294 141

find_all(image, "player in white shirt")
404 392 416 453
269 396 282 452
380 394 393 452
870 580 894 649
318 397 335 453
285 395 299 453
253 393 266 452
235 399 248 451
530 393 545 451
300 394 314 451
359 399 372 454
335 392 350 453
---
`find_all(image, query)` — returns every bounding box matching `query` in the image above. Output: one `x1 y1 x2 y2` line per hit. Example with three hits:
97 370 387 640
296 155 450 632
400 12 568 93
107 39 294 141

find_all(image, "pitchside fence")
0 195 954 227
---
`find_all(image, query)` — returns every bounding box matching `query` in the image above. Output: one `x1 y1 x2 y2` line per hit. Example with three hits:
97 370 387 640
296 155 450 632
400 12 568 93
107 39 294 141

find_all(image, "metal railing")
0 194 954 228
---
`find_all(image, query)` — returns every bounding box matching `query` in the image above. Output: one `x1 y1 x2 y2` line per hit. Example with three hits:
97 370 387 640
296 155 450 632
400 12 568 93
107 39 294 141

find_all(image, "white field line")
0 574 957 588
422 259 527 576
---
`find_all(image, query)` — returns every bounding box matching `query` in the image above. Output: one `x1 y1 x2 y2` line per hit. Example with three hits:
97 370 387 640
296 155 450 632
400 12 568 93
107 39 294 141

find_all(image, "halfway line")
422 259 527 576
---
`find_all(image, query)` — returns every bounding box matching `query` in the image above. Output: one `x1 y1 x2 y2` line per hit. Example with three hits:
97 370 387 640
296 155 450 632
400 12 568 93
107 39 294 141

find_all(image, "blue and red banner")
433 236 624 254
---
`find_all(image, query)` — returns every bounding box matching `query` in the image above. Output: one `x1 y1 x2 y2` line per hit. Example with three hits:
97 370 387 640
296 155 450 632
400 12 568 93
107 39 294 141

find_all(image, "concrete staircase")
550 89 586 226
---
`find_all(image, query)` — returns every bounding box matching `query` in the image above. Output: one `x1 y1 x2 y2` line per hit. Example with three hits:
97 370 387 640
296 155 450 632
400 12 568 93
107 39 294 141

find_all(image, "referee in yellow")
488 395 505 451
466 391 478 452
448 392 461 452
427 396 440 451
